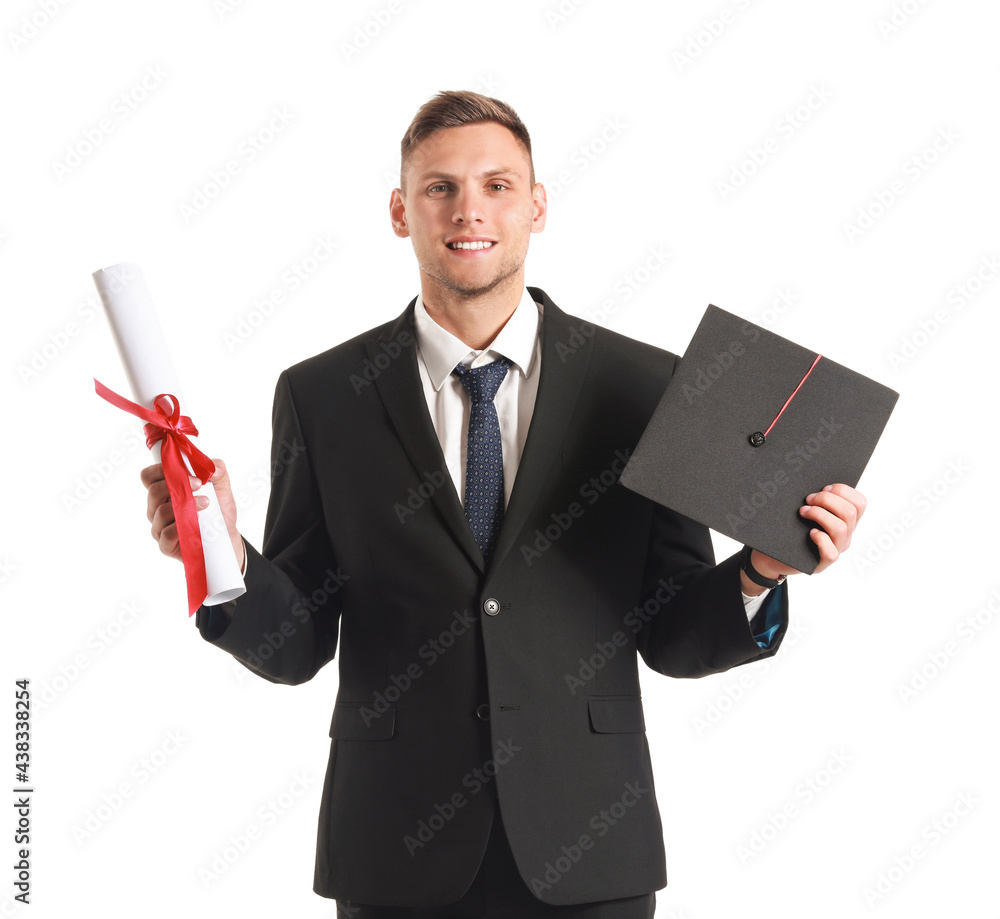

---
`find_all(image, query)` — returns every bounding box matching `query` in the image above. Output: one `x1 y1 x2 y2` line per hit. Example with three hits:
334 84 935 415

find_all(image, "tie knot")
452 356 512 404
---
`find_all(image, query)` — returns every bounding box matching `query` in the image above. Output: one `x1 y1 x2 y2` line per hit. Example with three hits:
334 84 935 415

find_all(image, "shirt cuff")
741 587 770 621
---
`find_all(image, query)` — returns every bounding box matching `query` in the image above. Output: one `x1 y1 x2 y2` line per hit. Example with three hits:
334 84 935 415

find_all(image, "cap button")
748 431 766 447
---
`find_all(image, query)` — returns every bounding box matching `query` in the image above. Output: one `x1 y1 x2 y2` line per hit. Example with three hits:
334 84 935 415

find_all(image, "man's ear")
389 188 409 238
530 182 548 234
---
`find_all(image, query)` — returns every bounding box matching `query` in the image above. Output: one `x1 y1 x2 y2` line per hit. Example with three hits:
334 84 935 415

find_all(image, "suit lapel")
489 288 594 572
367 302 484 571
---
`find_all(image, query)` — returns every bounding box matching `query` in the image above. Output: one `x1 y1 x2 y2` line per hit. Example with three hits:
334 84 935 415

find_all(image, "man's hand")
140 458 246 570
740 483 867 593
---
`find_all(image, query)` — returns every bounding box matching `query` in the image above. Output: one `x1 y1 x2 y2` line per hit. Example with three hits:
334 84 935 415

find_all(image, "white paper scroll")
93 262 245 607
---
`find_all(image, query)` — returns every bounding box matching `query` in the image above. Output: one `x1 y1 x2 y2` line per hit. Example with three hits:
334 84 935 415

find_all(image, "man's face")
390 122 546 302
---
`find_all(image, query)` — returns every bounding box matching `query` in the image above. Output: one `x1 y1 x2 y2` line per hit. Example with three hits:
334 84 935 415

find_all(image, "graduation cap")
619 305 899 574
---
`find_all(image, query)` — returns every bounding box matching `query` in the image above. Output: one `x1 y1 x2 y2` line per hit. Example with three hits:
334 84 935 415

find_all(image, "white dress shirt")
412 287 769 621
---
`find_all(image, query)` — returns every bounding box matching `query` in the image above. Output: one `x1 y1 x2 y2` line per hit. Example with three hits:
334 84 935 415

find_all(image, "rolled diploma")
93 262 245 606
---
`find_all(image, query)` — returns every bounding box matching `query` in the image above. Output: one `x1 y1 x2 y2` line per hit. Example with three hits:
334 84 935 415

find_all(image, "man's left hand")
746 483 867 587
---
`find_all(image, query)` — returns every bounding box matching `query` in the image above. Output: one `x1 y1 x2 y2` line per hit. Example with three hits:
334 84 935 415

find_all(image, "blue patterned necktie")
452 356 512 570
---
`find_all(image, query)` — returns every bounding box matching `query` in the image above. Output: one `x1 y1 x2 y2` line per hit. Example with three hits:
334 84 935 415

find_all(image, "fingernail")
196 496 209 509
805 493 816 502
799 506 809 515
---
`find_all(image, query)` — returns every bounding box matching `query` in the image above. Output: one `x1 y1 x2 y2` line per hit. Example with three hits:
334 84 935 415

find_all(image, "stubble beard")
420 243 526 303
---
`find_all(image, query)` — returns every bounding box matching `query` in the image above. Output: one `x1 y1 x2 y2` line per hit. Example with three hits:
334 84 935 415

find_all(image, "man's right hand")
140 457 246 571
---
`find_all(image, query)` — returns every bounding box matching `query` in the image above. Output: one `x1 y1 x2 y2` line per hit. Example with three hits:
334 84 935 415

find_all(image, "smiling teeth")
448 241 494 249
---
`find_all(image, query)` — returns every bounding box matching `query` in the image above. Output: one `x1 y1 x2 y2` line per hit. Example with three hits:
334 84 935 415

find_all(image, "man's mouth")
446 241 495 250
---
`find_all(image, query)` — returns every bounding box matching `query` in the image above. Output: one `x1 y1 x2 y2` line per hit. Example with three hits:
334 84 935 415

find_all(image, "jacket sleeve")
194 369 342 685
634 502 789 678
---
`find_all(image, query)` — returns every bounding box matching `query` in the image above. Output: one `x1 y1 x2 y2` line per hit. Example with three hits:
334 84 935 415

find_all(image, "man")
142 91 864 916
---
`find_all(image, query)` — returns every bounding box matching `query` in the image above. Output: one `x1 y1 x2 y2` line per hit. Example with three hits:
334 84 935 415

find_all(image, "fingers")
142 461 211 560
208 457 231 494
808 526 839 574
821 483 867 522
139 463 164 488
799 500 850 551
150 498 180 559
799 484 869 573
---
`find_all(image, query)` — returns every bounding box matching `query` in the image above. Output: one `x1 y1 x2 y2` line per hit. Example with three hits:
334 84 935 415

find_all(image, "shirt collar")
414 287 541 392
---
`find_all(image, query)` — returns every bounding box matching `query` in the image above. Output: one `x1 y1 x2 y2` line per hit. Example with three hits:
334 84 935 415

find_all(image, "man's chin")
430 267 521 302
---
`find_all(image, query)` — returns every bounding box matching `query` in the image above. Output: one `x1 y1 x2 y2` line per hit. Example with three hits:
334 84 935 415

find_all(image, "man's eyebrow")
416 167 522 182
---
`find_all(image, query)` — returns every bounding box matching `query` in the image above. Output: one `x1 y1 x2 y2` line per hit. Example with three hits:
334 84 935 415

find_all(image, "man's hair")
399 90 534 190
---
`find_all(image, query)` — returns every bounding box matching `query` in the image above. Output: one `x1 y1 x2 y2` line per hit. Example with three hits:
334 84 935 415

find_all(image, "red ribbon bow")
94 379 216 615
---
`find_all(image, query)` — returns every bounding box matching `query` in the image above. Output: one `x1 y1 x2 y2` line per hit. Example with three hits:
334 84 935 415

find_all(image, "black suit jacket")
196 287 789 907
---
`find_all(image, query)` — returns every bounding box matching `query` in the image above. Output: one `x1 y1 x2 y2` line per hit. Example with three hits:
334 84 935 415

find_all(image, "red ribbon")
94 379 216 616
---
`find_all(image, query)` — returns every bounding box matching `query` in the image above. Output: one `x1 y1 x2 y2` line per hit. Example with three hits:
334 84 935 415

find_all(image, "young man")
142 91 865 917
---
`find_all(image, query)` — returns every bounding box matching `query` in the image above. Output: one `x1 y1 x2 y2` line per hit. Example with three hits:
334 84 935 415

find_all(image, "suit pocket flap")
329 702 396 740
588 697 645 734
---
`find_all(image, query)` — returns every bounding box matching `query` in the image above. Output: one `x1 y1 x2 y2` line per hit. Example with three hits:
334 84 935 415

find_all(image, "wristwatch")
741 545 787 589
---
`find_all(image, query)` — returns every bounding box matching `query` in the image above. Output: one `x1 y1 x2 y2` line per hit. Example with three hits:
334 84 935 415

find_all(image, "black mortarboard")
619 305 899 574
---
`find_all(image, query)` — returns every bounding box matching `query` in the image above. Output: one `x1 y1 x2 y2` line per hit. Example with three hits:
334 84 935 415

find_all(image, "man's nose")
452 188 484 223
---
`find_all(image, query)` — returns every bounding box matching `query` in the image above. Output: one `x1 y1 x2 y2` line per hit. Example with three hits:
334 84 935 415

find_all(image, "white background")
3 0 998 916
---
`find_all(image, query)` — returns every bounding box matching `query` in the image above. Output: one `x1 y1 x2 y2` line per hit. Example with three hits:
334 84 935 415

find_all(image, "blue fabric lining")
751 584 786 649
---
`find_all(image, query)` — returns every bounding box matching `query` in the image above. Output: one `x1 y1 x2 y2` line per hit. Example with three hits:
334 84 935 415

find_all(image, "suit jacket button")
476 704 491 721
483 598 500 616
